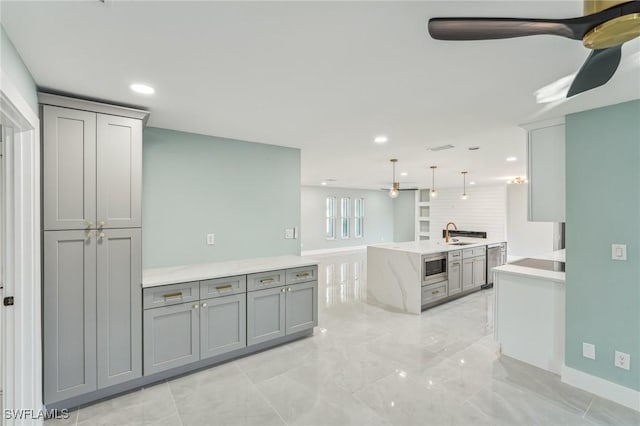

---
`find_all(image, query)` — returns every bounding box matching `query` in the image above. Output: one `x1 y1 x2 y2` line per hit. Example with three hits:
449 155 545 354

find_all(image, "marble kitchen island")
367 239 502 314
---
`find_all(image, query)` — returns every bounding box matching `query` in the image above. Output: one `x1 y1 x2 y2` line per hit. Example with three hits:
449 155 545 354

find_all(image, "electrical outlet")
611 244 627 261
583 342 596 360
284 228 295 239
614 351 631 370
206 234 215 245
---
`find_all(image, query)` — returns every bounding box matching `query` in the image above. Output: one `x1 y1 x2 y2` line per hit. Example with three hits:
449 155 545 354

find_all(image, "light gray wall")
506 183 554 258
1 24 37 113
301 186 394 252
143 127 300 268
393 191 415 242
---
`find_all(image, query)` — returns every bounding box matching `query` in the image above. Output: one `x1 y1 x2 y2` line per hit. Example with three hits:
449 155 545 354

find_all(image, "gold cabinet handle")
202 303 208 308
98 221 105 228
163 292 183 299
193 304 199 309
216 284 234 291
432 290 440 295
295 272 310 278
287 287 292 292
85 220 93 229
86 231 94 240
260 278 275 284
98 232 105 241
281 288 286 293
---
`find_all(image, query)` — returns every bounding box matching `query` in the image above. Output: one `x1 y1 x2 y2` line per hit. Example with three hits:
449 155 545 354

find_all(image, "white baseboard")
301 245 367 256
561 365 640 412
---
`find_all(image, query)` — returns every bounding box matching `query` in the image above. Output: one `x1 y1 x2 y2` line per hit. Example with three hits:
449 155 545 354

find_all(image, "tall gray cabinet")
41 94 148 404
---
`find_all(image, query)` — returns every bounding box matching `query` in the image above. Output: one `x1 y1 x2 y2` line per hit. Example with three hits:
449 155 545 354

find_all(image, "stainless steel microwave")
423 253 447 285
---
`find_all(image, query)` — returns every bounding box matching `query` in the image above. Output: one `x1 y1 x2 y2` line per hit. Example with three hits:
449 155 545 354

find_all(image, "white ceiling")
2 1 639 190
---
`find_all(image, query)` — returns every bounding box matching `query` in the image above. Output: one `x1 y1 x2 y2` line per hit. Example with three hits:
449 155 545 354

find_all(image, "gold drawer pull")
216 284 234 291
295 272 310 278
163 292 182 299
432 290 440 295
260 278 275 284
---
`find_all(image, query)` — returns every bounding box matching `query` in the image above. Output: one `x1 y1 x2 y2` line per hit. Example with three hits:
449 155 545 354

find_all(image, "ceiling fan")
382 159 418 198
427 0 640 97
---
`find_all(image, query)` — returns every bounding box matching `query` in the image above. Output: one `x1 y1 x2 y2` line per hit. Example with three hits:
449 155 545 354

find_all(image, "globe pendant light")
389 159 399 198
430 166 438 198
461 171 468 200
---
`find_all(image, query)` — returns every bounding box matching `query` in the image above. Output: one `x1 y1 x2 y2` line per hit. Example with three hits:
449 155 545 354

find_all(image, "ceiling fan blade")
428 18 580 41
567 45 622 97
427 2 640 42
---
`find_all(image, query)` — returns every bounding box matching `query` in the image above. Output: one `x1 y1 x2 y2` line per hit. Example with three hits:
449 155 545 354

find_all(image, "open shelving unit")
415 189 431 241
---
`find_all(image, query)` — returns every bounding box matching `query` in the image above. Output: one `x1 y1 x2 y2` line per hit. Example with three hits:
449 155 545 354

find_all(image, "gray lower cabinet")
97 229 142 388
44 230 97 403
144 302 200 375
247 286 286 346
448 260 462 296
473 256 487 287
285 281 318 335
200 294 247 359
462 259 474 291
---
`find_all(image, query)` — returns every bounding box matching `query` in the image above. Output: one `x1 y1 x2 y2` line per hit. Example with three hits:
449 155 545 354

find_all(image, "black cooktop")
509 258 566 272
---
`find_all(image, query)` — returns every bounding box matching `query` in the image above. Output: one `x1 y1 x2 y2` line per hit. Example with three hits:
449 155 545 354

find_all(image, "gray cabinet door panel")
473 257 487 287
247 287 286 346
200 294 247 359
285 281 317 335
97 229 142 388
462 259 474 291
96 114 142 228
44 230 97 403
43 106 96 230
448 261 462 296
144 303 199 375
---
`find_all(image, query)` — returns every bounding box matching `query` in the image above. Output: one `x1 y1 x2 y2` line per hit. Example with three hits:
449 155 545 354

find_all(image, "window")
354 198 364 238
340 197 350 239
325 197 336 239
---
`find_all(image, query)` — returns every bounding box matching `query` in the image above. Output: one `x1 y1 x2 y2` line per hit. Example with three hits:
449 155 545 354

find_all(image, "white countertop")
494 249 565 283
368 238 505 255
143 255 318 288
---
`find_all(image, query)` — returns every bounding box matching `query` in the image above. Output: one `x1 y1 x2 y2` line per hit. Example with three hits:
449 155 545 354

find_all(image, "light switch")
582 342 596 360
611 244 627 261
206 234 215 245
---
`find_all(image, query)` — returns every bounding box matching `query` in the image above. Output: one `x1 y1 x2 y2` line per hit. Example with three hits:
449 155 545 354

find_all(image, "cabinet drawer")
200 275 246 299
448 250 462 261
463 246 487 259
247 270 286 291
285 266 318 285
143 282 199 309
421 282 448 306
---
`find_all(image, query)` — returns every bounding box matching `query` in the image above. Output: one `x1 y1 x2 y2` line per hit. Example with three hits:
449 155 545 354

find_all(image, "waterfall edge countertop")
369 238 505 255
143 255 318 288
493 249 566 283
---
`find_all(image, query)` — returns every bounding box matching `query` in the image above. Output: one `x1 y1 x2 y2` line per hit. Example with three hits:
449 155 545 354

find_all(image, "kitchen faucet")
445 222 458 243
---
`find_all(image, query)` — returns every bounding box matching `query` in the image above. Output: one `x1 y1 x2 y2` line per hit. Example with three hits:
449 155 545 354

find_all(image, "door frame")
0 68 43 424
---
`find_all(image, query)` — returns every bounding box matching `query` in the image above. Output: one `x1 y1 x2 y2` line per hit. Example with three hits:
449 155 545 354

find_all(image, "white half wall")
506 184 554 257
430 185 507 241
301 186 393 252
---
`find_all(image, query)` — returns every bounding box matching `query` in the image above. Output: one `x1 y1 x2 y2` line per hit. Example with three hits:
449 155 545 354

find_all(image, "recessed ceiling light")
374 135 388 144
506 156 517 162
130 83 155 95
469 181 476 185
400 172 408 177
321 182 328 186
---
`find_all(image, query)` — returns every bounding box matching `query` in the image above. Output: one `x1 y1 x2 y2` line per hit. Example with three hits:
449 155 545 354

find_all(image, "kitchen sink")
448 242 473 246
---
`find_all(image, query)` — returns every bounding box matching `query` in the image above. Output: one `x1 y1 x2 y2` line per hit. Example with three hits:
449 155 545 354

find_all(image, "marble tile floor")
48 250 640 426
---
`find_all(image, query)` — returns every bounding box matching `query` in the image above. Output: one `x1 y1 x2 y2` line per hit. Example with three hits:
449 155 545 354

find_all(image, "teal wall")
393 191 415 242
0 24 37 113
142 127 301 268
565 100 640 390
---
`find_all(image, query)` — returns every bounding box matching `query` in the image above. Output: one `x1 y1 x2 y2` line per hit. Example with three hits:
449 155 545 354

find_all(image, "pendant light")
430 166 437 198
389 159 399 199
461 171 468 200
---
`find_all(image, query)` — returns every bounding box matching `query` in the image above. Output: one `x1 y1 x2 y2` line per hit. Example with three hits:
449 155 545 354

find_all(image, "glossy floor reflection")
50 250 639 426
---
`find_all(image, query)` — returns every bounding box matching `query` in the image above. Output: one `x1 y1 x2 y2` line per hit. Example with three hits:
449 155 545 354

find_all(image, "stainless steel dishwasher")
483 243 505 289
